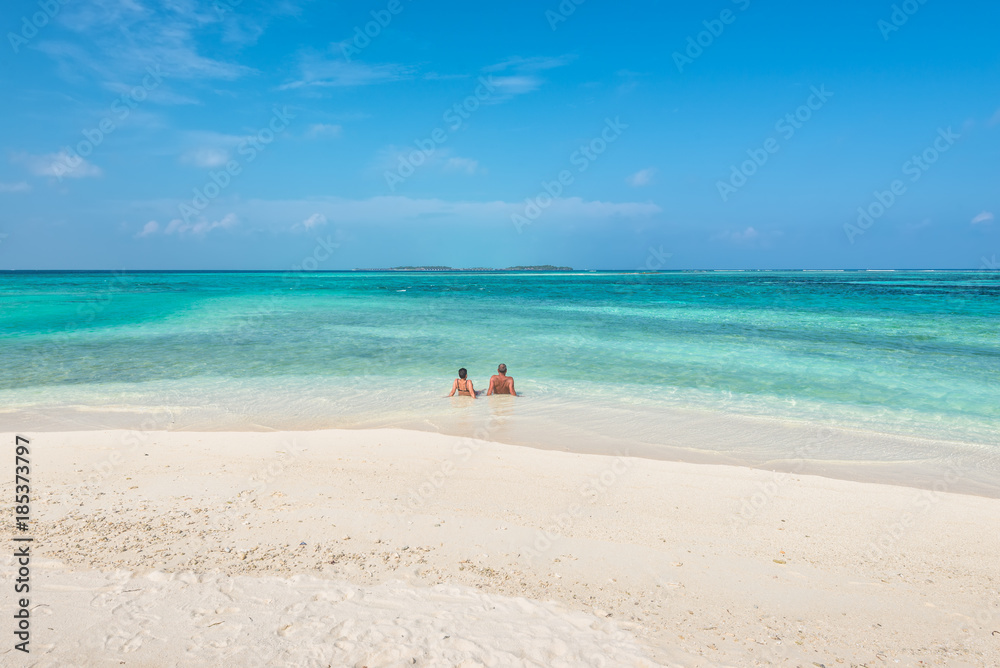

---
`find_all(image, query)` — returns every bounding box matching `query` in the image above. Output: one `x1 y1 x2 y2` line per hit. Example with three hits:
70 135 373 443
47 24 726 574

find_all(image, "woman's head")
458 368 467 379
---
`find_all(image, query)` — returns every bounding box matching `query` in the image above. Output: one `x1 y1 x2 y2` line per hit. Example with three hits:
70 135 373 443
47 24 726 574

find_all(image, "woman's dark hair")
458 368 467 379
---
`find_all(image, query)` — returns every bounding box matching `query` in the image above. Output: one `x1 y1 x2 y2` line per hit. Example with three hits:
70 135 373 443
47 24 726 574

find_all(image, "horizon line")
1 268 995 273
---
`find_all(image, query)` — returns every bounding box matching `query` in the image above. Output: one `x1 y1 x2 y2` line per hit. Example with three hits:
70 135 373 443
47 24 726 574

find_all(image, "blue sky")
0 0 998 270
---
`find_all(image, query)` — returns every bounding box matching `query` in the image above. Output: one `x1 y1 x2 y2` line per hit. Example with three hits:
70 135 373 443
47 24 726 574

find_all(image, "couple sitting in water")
447 364 517 399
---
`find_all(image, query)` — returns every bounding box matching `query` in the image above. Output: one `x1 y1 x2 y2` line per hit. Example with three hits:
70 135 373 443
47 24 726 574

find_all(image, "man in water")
487 363 517 396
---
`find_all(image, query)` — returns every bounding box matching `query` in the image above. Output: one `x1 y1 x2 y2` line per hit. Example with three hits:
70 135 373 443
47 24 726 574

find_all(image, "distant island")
353 265 574 272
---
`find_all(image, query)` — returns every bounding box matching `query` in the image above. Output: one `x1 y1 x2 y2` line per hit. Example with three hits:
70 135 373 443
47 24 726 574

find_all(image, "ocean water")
2 271 998 492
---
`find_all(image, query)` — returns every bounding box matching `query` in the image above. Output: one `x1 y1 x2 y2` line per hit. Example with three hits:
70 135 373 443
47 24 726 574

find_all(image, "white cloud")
181 147 231 168
302 213 327 229
444 157 480 174
16 151 103 179
162 213 238 237
280 58 410 90
422 72 471 81
481 55 575 101
626 168 655 187
971 211 994 225
712 226 761 245
901 218 932 234
135 220 159 238
0 181 31 193
124 195 661 239
177 131 247 168
48 1 255 83
376 146 481 177
305 124 342 139
483 55 575 73
280 52 571 99
490 75 543 97
241 195 661 227
546 197 661 219
732 227 759 242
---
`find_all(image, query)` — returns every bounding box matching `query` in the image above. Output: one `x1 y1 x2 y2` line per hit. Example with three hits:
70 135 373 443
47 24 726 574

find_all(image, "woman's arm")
468 381 477 399
447 379 457 397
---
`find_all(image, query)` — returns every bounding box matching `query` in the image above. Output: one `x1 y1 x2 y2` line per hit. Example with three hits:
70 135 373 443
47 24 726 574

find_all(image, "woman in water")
447 367 477 399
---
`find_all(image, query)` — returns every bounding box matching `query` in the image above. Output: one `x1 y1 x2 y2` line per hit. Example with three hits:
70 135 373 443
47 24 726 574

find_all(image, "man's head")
458 368 467 379
497 363 507 375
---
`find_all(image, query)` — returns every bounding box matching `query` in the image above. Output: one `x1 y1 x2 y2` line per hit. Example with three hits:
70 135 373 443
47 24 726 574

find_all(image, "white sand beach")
4 428 999 667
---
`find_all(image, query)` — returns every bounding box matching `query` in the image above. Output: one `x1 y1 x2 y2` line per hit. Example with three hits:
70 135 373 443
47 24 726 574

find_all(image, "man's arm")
486 376 494 396
508 378 517 397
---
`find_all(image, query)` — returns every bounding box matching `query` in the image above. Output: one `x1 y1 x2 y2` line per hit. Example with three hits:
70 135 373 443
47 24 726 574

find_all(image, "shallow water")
1 270 998 492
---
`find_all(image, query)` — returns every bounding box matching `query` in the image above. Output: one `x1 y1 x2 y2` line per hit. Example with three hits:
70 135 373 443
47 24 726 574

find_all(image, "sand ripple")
7 563 663 667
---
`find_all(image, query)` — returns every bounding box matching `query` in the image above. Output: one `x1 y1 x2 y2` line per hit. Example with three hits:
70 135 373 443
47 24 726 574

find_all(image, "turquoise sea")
2 271 998 493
